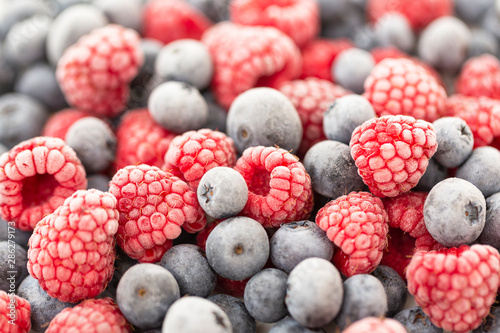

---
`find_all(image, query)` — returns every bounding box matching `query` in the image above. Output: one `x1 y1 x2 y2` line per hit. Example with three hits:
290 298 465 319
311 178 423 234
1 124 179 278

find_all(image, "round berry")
374 13 415 53
455 146 500 197
371 265 407 317
208 294 256 333
269 317 320 333
477 192 500 250
333 48 375 94
94 0 142 31
0 241 28 292
432 117 474 168
394 306 443 333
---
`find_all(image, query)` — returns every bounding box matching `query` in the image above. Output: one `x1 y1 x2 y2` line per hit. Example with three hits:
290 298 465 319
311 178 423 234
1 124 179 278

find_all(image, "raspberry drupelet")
407 244 500 333
234 146 313 228
363 58 447 122
27 189 119 303
350 115 438 198
455 54 500 100
315 191 389 277
0 291 31 333
109 164 206 263
0 136 87 231
41 109 92 140
56 24 143 118
46 298 130 333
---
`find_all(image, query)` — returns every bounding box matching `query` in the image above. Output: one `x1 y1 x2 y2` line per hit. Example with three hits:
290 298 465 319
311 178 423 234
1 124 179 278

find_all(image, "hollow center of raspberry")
248 167 271 196
21 173 60 207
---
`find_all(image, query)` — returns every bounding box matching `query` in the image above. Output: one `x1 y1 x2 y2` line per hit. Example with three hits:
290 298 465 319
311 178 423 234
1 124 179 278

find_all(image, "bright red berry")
109 164 206 263
363 58 447 122
316 191 389 277
407 244 500 333
56 24 143 117
230 0 319 48
0 136 87 231
0 291 31 333
41 109 92 140
234 146 313 228
143 0 212 45
350 115 438 198
279 77 350 156
46 298 130 333
342 317 408 333
202 22 302 109
455 54 500 101
114 109 176 171
27 189 118 303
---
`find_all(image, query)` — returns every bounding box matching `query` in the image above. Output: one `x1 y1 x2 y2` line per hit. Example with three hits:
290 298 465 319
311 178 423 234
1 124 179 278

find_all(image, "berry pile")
2 0 500 332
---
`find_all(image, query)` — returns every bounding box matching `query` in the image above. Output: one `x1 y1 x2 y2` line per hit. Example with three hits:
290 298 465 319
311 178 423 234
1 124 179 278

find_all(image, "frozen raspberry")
300 38 353 81
380 191 445 280
445 94 500 147
202 22 302 109
234 146 313 228
41 109 92 140
455 54 500 100
216 276 250 298
350 115 438 197
407 244 500 332
46 298 130 333
163 129 237 190
56 24 143 118
27 189 118 303
0 136 87 231
279 77 350 156
0 291 31 333
315 191 389 277
363 58 447 122
230 0 319 48
109 164 206 263
367 0 453 31
342 317 408 333
143 0 212 45
114 109 176 171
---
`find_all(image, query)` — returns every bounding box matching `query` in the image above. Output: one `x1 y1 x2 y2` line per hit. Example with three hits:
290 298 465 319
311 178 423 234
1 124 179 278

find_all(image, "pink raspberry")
109 164 206 263
350 115 438 197
56 24 143 118
230 0 319 48
41 109 92 140
315 191 389 277
279 77 350 156
27 189 119 303
455 54 500 100
202 22 302 109
46 298 130 333
0 291 31 333
234 146 313 228
407 245 500 332
342 317 408 333
0 136 87 231
163 129 237 190
143 0 212 45
363 58 447 122
114 109 176 171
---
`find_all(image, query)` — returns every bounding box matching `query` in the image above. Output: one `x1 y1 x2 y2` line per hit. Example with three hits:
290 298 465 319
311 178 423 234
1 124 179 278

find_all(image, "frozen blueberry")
0 0 49 41
46 3 109 66
472 304 500 332
417 16 471 73
0 93 49 148
185 0 231 22
203 90 228 132
159 244 216 298
148 81 208 134
269 317 325 333
374 13 415 53
424 177 486 247
244 268 288 323
321 5 364 40
317 0 349 22
65 117 116 174
86 174 111 192
333 48 375 94
270 220 333 274
303 140 365 198
456 146 500 197
116 263 180 329
205 216 269 281
285 258 343 328
394 306 443 333
0 241 28 292
477 192 500 250
467 28 499 59
226 87 303 154
335 274 388 331
323 94 376 145
0 219 31 249
454 0 494 23
162 296 232 332
432 117 474 168
197 167 248 219
17 275 74 332
155 39 214 90
414 158 448 192
14 63 66 111
93 0 142 31
208 294 256 333
482 8 500 41
371 265 407 317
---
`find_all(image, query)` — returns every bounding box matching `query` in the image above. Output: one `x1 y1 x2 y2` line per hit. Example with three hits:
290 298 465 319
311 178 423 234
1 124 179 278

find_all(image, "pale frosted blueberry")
374 13 415 53
93 0 142 31
333 48 375 94
394 306 443 333
456 146 500 197
432 117 474 168
208 294 256 333
371 265 407 317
